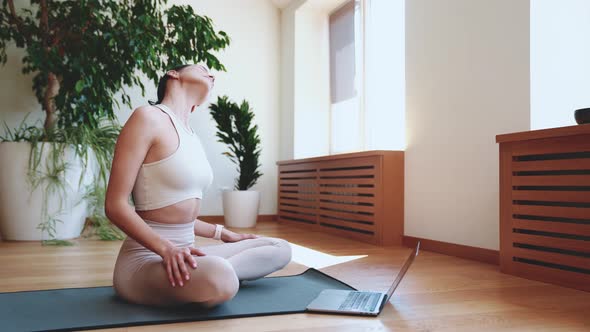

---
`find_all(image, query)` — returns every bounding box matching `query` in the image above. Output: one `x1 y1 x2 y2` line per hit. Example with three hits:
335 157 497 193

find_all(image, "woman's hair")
148 64 192 105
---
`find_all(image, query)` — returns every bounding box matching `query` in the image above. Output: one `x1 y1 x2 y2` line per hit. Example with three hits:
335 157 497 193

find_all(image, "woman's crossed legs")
199 236 292 281
115 236 292 308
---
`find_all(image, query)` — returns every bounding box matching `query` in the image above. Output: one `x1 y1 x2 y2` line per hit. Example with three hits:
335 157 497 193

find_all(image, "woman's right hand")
160 244 207 287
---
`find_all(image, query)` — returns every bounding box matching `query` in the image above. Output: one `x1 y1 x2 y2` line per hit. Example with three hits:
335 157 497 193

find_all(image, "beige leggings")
112 218 292 308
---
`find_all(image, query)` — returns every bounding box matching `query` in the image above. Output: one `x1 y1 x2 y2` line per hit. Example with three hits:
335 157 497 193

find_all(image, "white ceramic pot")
0 141 94 241
222 190 260 228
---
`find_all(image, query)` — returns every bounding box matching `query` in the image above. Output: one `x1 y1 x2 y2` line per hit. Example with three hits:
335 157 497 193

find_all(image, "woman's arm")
107 203 175 256
193 218 229 240
105 106 174 257
194 218 261 243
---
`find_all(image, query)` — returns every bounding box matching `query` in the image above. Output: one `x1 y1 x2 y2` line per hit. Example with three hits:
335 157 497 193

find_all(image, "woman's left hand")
221 229 260 243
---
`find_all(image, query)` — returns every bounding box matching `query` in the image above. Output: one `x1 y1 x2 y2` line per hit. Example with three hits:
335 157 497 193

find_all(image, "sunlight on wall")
289 242 367 269
364 0 405 151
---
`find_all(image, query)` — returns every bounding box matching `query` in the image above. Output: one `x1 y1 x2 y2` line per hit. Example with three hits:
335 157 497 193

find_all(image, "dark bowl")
575 108 590 124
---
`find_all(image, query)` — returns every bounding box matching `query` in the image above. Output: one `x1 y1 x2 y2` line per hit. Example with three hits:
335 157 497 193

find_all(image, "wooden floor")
1 220 589 331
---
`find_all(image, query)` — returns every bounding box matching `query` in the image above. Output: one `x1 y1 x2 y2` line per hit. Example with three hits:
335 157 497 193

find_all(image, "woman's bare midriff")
135 197 201 224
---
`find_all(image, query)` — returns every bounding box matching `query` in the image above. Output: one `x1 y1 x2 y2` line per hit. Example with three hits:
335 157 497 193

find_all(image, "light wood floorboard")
1 220 588 331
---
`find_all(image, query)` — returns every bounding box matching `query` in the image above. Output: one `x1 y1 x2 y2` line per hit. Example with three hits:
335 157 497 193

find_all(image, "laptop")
305 241 420 316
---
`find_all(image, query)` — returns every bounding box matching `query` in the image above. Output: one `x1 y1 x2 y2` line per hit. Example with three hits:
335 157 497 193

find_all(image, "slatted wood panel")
276 151 404 246
497 124 590 291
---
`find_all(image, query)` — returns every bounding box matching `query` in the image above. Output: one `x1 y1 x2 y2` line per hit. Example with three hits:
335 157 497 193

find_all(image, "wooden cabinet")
276 150 404 246
496 124 590 291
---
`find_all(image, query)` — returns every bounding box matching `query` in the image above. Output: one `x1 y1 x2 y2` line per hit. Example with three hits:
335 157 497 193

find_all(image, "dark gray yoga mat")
0 267 357 332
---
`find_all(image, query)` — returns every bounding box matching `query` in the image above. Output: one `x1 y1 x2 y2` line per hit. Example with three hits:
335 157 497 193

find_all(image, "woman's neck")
160 94 196 126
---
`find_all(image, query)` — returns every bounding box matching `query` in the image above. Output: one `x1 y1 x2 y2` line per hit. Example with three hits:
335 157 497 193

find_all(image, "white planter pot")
0 141 95 241
222 190 260 228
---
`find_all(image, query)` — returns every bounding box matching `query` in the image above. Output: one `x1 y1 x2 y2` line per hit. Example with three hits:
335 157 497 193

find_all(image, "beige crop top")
131 103 214 211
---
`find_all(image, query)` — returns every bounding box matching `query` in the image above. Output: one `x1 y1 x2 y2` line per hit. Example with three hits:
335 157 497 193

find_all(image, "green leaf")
209 95 263 190
0 0 233 242
75 80 84 93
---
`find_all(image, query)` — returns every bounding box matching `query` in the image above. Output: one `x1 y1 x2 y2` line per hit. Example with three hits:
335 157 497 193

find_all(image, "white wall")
1 0 542 247
405 0 530 250
531 0 589 130
0 0 281 217
364 0 405 151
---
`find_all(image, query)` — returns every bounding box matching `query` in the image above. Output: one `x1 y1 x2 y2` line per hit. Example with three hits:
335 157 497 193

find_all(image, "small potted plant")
209 95 263 228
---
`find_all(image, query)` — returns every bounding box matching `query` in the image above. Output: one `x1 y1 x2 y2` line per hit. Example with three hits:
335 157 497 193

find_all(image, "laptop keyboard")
338 291 382 312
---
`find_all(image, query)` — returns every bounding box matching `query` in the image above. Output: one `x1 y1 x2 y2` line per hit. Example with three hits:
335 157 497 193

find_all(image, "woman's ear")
166 70 180 79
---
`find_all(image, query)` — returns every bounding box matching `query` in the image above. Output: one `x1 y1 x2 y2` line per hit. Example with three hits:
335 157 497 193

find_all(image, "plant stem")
43 72 59 132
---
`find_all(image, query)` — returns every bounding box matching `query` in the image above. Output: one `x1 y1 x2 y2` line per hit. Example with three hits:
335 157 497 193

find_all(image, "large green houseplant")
0 0 230 244
209 95 262 228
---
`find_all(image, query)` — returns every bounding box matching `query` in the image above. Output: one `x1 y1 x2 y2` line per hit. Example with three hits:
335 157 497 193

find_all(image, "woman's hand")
160 244 207 288
221 229 260 243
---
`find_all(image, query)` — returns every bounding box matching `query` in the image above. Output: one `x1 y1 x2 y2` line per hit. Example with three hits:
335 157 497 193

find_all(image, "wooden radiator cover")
496 124 590 292
276 150 404 246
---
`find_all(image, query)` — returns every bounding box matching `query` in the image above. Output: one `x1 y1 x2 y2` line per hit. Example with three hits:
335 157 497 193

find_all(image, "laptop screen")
385 241 420 301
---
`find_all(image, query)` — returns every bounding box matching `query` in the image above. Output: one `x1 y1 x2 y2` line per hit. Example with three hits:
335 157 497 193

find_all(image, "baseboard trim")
403 235 499 265
198 214 277 224
198 217 499 265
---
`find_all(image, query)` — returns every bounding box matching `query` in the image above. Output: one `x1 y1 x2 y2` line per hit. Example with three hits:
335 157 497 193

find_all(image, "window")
328 0 405 153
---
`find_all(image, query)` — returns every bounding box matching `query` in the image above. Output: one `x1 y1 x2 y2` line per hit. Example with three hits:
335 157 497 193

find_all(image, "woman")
105 63 292 308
